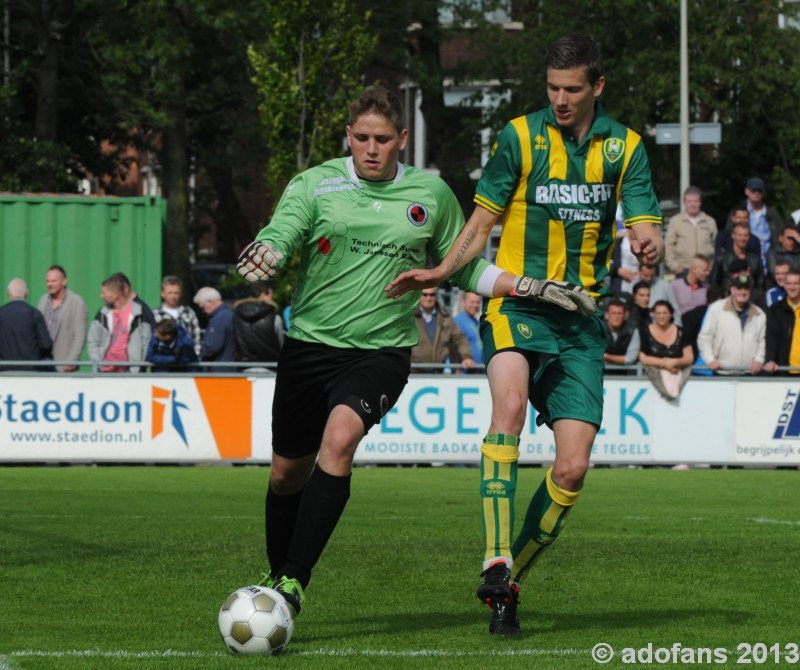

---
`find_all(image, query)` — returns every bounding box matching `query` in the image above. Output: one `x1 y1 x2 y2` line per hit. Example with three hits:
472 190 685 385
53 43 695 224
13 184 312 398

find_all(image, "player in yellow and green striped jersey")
386 33 664 636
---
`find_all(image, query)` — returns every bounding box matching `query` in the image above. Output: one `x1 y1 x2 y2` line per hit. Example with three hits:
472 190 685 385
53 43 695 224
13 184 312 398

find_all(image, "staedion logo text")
0 392 141 423
535 183 613 205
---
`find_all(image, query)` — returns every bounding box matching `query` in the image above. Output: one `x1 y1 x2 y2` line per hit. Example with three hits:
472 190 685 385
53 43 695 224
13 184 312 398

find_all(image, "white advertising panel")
0 377 254 462
354 377 704 465
0 375 795 466
735 382 800 464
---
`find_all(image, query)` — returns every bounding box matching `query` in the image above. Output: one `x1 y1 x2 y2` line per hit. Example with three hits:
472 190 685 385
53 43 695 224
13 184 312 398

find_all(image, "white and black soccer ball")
218 585 294 655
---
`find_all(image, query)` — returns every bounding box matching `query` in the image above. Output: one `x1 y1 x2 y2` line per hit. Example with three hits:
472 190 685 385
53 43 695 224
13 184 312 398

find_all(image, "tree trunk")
161 101 191 293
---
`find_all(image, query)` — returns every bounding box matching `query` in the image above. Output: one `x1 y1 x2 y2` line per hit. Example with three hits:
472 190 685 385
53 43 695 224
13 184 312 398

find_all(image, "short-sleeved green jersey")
475 103 661 298
256 157 488 349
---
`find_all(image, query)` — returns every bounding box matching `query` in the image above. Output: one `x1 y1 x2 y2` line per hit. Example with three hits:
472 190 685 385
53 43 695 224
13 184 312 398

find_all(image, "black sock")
281 465 351 588
265 487 304 578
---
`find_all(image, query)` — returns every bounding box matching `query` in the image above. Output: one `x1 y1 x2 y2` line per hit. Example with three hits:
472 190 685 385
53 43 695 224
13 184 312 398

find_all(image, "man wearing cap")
718 178 787 265
697 273 766 375
712 219 766 291
727 258 767 311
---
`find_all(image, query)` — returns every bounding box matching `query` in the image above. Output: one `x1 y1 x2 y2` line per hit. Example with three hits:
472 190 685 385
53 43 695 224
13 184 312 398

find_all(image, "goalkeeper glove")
510 276 596 316
237 241 284 282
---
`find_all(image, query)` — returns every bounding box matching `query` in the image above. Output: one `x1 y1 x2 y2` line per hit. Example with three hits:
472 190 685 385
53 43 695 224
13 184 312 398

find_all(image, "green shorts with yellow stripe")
480 297 606 429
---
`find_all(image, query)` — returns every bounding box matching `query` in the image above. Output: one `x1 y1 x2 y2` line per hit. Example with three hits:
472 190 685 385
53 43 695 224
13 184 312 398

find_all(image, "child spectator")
146 318 198 372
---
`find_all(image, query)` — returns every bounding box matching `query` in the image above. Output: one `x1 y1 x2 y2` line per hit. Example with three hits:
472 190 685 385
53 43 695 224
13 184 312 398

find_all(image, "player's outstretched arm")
237 241 284 282
385 206 499 299
629 222 664 266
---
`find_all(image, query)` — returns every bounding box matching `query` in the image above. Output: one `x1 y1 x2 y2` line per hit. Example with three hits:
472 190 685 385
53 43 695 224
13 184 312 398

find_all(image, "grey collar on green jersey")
347 156 406 186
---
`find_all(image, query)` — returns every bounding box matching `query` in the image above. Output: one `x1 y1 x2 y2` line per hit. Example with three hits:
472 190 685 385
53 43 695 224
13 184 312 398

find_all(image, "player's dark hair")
47 264 67 278
349 86 404 135
545 33 604 85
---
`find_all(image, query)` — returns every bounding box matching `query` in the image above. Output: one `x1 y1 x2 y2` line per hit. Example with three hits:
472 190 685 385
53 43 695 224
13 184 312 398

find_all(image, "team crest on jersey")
407 203 428 226
603 138 625 164
517 323 532 339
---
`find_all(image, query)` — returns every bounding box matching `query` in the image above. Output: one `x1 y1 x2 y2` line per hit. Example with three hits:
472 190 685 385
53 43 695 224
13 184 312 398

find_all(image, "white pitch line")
10 647 591 659
0 655 16 670
749 517 800 526
292 648 590 658
10 650 222 659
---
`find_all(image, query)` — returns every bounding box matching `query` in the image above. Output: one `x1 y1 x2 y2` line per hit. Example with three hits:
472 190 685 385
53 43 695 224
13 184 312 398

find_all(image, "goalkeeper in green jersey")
236 86 590 622
387 34 664 635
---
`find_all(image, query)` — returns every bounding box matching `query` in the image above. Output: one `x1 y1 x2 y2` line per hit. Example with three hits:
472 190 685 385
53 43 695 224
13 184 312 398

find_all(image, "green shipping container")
0 194 164 318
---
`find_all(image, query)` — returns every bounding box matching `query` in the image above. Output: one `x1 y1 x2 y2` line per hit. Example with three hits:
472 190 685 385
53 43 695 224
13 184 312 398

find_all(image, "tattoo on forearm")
450 229 476 276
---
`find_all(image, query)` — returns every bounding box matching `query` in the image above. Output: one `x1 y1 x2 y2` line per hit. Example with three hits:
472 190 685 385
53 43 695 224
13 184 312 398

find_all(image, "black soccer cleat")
476 561 513 607
489 587 521 635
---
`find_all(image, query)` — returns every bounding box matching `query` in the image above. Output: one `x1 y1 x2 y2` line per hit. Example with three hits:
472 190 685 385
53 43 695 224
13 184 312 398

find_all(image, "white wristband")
475 264 505 297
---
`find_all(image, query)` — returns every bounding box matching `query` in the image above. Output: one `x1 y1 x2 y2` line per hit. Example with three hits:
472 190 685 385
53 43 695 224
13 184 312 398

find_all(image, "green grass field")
1 466 798 669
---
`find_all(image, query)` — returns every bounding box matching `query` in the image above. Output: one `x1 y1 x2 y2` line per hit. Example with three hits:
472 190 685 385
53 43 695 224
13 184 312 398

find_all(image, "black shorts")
272 337 411 458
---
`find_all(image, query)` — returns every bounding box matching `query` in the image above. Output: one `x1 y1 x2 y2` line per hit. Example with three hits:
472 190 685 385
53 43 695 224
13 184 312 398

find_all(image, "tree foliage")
86 1 269 275
248 0 377 198
483 0 800 220
3 0 800 280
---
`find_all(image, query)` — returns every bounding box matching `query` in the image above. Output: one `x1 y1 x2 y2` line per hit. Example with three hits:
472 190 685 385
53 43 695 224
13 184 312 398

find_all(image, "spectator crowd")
1 177 799 384
602 177 800 399
0 267 284 373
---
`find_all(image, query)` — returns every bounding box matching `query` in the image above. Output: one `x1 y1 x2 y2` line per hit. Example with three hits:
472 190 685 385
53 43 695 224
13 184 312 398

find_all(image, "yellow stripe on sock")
483 497 498 562
511 540 542 583
497 496 512 556
539 501 563 535
482 456 494 480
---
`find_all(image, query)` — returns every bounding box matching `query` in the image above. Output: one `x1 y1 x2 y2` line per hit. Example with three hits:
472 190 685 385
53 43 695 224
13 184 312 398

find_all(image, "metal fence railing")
2 359 800 377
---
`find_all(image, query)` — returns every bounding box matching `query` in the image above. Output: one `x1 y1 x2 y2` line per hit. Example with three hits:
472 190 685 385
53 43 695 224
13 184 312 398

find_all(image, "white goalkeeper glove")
237 241 284 282
510 276 596 316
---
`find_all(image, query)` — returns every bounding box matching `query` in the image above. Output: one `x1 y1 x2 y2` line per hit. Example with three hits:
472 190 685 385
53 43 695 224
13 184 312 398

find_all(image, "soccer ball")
218 585 294 655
